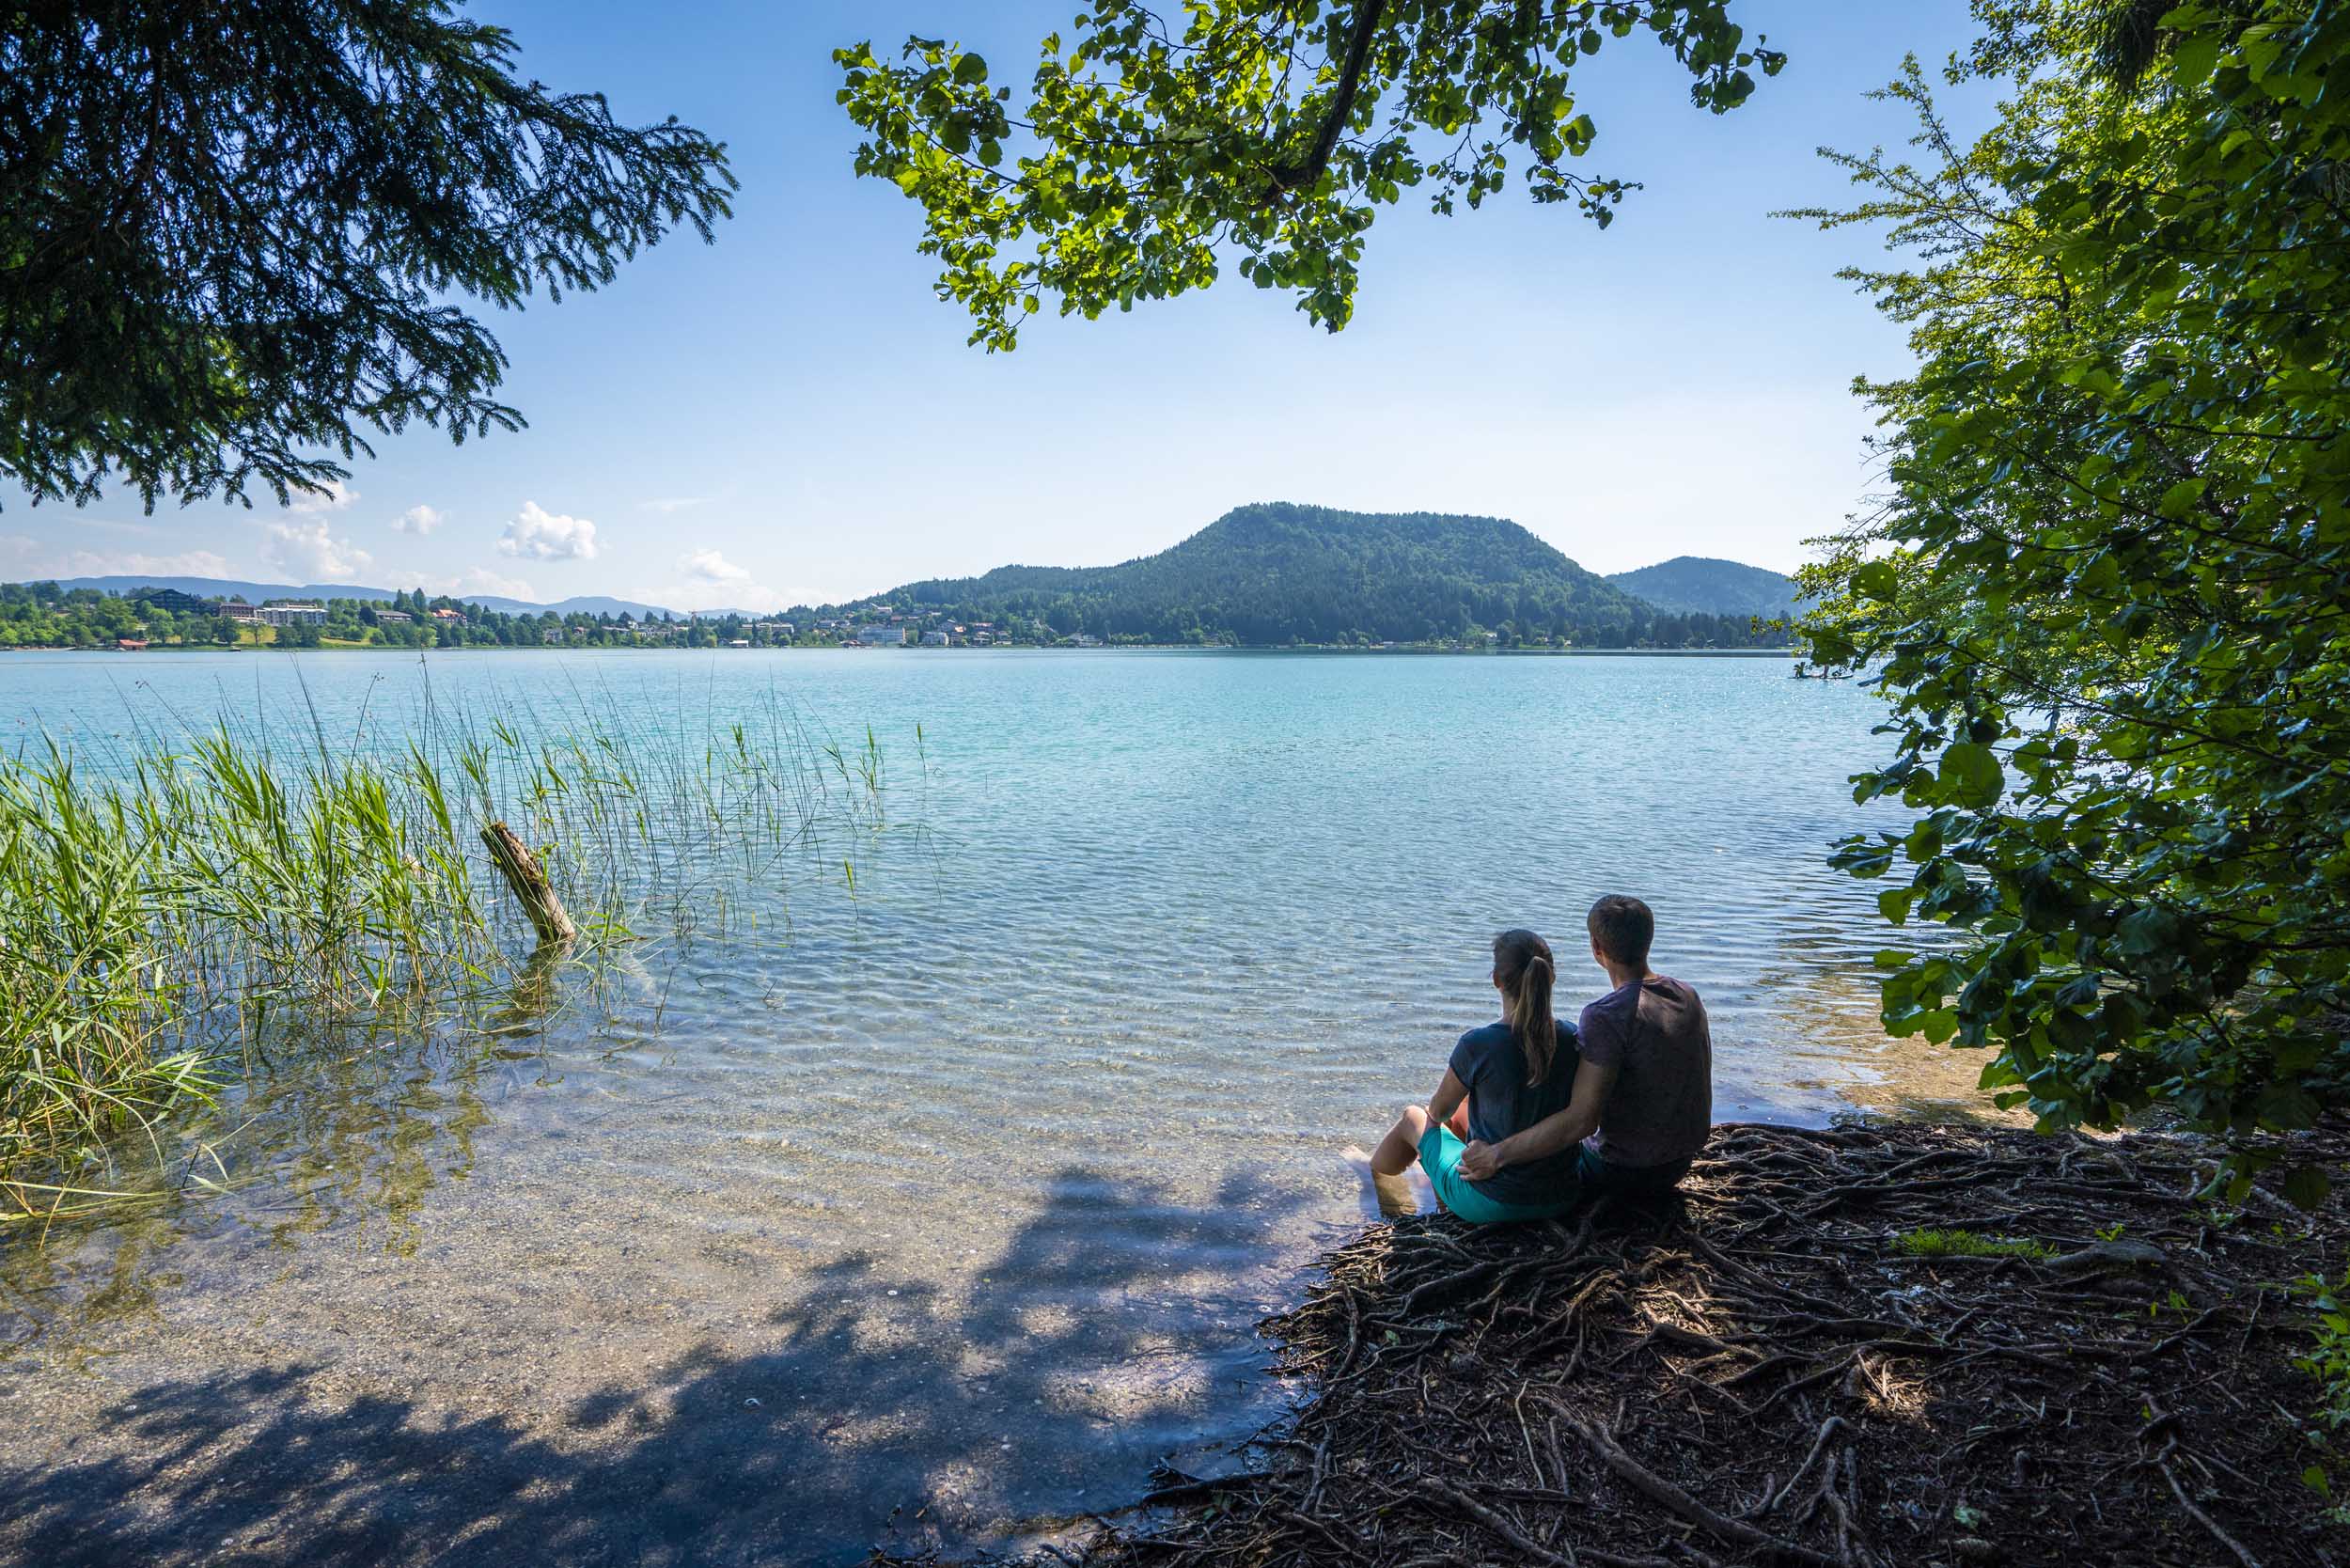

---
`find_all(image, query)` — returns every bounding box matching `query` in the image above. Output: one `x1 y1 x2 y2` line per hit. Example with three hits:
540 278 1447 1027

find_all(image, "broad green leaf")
1937 744 2004 808
2170 38 2222 88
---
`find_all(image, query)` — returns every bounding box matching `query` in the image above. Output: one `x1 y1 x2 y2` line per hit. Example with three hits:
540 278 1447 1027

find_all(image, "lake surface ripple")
0 650 1972 1566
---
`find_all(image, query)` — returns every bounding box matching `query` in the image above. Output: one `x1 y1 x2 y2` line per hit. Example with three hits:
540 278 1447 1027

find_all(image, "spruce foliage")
1 1 735 511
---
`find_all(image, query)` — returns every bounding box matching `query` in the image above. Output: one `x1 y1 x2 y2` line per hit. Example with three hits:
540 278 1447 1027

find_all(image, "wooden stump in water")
480 820 576 947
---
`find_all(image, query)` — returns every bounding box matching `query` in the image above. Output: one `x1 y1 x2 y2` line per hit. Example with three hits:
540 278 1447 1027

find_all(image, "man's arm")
1458 1058 1616 1182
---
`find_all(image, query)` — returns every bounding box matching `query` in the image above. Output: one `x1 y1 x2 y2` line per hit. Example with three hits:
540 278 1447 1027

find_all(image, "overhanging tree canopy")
1 0 735 511
836 1 1781 349
1796 0 2350 1194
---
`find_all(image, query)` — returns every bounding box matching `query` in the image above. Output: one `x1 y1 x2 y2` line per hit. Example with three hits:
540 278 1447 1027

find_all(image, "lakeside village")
0 581 1762 653
0 582 1099 651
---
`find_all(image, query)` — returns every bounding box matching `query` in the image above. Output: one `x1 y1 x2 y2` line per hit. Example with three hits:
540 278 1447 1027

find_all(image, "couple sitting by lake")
1352 895 1710 1223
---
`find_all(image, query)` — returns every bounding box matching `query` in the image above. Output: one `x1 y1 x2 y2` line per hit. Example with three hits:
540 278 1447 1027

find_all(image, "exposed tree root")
900 1120 2350 1568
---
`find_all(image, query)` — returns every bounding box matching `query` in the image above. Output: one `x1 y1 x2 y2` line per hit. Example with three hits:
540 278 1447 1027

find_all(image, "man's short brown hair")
1588 895 1654 967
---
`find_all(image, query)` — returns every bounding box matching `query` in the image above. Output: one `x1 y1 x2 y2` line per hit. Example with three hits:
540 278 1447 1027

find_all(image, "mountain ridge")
1604 556 1808 621
844 502 1787 647
38 515 1808 635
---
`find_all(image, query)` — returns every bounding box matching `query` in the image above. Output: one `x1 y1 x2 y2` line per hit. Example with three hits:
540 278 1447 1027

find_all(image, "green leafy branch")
836 1 1781 349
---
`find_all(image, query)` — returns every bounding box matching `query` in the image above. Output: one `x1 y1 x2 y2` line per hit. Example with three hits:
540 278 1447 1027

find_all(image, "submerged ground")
2 651 2003 1562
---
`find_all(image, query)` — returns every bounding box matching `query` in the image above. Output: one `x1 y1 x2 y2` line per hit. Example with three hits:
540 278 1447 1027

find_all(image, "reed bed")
0 688 895 1222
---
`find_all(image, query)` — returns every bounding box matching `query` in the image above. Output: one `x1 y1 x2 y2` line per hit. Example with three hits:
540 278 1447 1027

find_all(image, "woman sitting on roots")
1357 929 1586 1224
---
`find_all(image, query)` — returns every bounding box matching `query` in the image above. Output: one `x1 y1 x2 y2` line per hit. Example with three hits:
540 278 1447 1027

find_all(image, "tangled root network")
1026 1121 2350 1568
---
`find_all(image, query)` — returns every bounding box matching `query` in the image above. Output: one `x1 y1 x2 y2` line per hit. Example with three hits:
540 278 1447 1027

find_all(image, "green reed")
0 690 891 1222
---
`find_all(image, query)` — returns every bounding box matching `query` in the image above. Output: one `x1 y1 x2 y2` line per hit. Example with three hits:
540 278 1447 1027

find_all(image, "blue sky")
4 1 1998 609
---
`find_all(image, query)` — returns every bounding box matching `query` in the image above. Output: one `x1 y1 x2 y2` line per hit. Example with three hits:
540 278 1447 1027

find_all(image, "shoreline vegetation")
0 586 1794 657
0 693 895 1222
0 638 1799 658
954 1121 2350 1568
2 508 1804 656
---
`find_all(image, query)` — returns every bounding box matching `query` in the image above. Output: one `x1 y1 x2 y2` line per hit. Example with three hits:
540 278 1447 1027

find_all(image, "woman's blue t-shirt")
1449 1018 1584 1206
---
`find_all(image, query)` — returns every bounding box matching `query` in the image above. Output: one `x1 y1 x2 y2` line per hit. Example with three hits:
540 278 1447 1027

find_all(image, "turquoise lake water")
0 649 1971 1566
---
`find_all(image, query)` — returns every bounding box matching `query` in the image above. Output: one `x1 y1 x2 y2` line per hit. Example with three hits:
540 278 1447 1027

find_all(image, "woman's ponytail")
1494 929 1559 1087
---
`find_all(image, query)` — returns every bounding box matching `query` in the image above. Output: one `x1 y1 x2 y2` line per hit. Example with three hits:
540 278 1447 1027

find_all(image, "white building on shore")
223 601 325 626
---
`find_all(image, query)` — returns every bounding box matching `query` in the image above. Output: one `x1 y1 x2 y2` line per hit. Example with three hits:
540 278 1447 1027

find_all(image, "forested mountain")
869 504 1785 648
39 516 1796 650
1604 557 1808 621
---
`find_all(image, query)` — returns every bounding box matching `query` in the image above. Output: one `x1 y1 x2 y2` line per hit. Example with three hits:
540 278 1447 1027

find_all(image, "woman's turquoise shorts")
1418 1124 1578 1225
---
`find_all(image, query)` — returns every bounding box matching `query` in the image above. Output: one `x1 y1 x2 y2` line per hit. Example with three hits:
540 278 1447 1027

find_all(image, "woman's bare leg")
1342 1106 1437 1217
1371 1105 1432 1176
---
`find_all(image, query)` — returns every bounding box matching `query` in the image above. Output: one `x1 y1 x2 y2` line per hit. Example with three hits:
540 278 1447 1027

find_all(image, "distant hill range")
39 515 1806 642
861 503 1793 647
47 574 678 620
1604 556 1809 621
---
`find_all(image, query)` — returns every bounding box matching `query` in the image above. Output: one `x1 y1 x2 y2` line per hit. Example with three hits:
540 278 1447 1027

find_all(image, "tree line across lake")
0 578 1783 652
2 508 1799 651
0 582 810 651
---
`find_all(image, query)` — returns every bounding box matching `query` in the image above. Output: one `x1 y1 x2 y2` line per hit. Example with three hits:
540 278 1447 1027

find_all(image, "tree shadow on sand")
1 1164 1320 1568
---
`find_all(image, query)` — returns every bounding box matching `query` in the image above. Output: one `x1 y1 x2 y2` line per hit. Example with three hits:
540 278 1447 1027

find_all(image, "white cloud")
262 517 373 581
498 501 599 561
286 479 358 514
415 566 540 603
0 534 230 580
661 548 788 612
680 548 752 585
391 504 445 535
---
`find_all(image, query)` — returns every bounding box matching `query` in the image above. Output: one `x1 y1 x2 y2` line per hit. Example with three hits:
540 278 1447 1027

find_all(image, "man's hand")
1459 1138 1507 1182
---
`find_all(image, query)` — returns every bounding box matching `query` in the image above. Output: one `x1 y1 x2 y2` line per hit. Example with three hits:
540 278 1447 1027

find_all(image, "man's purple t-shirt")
1576 976 1713 1169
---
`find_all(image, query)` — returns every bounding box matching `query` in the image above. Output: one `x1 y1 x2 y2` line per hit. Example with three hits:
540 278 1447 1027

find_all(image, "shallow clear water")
0 649 1985 1565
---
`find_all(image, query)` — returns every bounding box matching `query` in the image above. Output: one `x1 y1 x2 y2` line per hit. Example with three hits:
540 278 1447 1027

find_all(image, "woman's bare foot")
1341 1146 1430 1218
1374 1170 1422 1217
